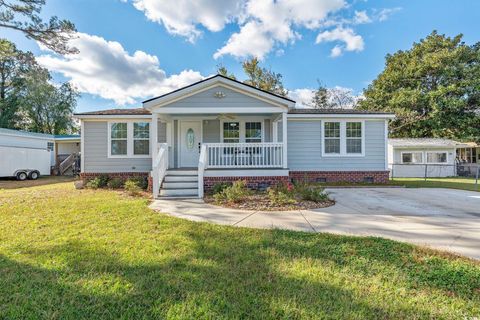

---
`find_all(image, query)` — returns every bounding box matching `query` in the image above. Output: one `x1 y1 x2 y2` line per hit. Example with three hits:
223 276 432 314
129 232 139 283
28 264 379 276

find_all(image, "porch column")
272 121 278 142
282 112 288 168
166 121 173 168
151 112 158 163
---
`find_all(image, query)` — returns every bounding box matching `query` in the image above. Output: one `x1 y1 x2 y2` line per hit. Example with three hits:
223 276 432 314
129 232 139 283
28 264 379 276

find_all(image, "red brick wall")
289 171 390 184
204 176 289 191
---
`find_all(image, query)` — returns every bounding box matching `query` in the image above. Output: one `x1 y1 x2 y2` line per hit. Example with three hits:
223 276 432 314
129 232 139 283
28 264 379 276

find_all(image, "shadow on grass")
2 223 479 318
0 176 76 190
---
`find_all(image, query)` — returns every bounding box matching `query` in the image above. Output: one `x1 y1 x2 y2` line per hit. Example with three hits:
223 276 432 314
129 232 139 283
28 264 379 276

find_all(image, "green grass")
390 177 479 192
0 183 479 319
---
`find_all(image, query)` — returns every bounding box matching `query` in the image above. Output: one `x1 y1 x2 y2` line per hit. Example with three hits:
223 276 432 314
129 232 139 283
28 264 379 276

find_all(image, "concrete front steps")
159 169 199 198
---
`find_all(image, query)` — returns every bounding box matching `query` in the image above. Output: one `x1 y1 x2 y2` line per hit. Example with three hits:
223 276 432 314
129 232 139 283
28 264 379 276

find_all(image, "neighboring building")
0 128 80 172
74 74 395 198
388 138 478 178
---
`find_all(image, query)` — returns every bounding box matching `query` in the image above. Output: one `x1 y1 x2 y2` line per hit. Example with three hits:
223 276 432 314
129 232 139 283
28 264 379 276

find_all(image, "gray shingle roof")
388 138 459 148
288 108 394 115
74 108 151 116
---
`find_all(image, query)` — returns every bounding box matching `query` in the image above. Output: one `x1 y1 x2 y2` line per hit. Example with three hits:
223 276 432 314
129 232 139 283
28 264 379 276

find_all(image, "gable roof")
74 108 151 116
143 74 295 105
143 74 295 111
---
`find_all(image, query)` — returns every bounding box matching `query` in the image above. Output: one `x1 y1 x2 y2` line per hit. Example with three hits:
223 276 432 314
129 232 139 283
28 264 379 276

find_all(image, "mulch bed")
204 193 335 211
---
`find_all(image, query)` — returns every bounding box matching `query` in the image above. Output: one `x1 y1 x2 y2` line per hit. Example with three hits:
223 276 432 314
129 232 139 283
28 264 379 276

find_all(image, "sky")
1 0 480 112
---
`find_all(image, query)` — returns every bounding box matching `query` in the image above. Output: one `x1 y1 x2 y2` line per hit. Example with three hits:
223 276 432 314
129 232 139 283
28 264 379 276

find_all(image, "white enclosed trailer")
0 145 51 180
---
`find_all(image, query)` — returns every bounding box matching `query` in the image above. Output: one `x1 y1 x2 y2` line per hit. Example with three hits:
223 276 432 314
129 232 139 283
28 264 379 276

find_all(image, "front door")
179 121 201 167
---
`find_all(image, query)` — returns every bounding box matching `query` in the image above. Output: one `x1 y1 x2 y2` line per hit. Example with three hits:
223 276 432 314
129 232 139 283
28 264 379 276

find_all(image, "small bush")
107 177 124 189
299 186 329 203
267 187 296 206
124 180 142 196
98 174 110 188
212 182 230 195
270 181 295 197
85 177 102 189
214 180 250 204
127 176 148 190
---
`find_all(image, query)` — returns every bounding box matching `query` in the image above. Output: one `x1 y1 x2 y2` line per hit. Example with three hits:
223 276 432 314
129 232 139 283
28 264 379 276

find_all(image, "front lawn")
0 183 479 319
390 177 479 192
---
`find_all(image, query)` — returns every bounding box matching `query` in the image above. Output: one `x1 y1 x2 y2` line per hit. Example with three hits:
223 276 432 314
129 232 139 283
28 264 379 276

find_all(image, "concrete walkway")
150 188 480 260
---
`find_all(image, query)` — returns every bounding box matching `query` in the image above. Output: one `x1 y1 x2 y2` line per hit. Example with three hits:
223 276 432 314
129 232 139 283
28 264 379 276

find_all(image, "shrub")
107 177 124 189
98 174 110 188
213 180 250 204
267 187 296 206
125 180 142 196
85 177 102 189
271 181 295 197
212 182 230 195
298 186 329 203
127 176 148 190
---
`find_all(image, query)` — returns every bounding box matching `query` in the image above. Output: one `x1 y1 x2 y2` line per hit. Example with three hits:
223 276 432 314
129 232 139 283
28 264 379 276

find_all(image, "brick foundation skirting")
204 176 289 192
289 171 390 184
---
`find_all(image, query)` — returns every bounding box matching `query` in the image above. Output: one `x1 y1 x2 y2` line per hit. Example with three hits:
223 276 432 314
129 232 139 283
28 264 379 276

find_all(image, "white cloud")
376 7 402 22
289 86 360 108
353 10 371 24
37 33 204 105
288 88 315 108
316 27 364 58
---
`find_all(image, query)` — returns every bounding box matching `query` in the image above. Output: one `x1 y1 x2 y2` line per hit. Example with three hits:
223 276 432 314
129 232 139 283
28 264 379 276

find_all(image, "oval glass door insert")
186 128 195 150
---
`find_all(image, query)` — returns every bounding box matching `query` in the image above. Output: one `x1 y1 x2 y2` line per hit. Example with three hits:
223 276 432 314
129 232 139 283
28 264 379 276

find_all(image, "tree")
216 64 236 80
309 80 329 109
242 58 288 97
0 0 77 54
308 81 357 109
358 31 480 141
0 38 37 128
19 66 78 134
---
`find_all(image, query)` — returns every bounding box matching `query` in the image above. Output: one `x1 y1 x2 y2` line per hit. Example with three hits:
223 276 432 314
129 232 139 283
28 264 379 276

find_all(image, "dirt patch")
204 194 335 211
0 176 77 190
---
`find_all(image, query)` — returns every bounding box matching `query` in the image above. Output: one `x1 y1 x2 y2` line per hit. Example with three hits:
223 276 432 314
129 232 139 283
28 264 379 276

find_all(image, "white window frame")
426 151 448 164
220 118 265 143
400 151 424 164
133 122 151 156
321 120 365 157
108 120 152 158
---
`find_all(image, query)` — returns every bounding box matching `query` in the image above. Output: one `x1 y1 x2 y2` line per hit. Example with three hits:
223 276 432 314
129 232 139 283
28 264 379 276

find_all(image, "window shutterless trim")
107 120 152 159
321 120 365 157
426 151 448 164
400 151 424 164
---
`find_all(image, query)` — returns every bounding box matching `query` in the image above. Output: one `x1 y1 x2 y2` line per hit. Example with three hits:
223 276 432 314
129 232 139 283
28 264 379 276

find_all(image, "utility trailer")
0 145 51 180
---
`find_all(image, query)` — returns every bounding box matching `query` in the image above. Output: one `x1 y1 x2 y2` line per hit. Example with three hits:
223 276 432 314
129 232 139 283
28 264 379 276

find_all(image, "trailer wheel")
28 170 40 180
16 171 28 181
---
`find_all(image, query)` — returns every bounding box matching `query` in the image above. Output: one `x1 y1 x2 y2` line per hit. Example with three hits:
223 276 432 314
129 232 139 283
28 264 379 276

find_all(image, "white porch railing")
204 142 284 169
198 144 208 198
151 143 168 198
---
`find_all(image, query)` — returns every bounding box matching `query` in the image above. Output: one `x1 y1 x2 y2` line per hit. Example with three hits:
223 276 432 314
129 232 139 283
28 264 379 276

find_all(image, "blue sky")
1 0 479 112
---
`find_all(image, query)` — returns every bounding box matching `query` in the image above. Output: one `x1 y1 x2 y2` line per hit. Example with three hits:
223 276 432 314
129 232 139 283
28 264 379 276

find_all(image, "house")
0 128 81 174
74 75 395 198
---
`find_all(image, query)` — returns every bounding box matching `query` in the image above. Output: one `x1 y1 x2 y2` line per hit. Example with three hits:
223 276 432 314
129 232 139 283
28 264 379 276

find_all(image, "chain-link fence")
390 163 479 190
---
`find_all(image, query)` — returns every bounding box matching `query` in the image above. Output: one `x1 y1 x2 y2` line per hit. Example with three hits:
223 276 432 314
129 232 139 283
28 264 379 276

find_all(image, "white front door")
179 121 201 167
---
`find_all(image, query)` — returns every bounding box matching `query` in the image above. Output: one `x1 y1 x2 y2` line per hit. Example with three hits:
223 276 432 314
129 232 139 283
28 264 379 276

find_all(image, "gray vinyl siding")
203 120 220 142
158 120 166 143
165 85 279 110
277 122 283 142
264 119 271 142
83 121 152 173
173 120 178 168
287 120 386 171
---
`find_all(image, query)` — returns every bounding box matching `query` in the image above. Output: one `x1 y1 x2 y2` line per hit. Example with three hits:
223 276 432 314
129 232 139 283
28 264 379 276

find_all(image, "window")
133 122 150 155
427 152 447 163
108 121 150 157
110 122 128 155
402 152 423 164
47 142 54 151
245 122 262 143
346 122 362 154
324 122 341 154
223 122 240 143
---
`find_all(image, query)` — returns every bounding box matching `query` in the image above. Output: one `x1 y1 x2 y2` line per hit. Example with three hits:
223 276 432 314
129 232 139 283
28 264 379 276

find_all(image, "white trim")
384 120 389 171
426 151 448 164
400 151 424 164
321 120 365 157
288 114 395 119
282 112 288 168
107 120 152 159
154 106 285 114
220 118 265 143
178 120 203 168
144 76 293 110
80 120 85 172
204 169 289 177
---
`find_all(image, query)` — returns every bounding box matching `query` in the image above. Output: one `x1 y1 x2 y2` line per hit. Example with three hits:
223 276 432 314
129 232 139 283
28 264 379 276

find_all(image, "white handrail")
204 142 283 169
151 143 168 198
198 144 208 198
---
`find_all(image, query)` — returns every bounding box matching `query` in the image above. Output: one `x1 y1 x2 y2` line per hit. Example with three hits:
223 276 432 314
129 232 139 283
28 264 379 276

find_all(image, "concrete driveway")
150 188 480 260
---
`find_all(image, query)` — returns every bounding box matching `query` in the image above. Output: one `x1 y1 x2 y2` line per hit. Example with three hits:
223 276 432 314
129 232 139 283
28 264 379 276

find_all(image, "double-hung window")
223 122 240 143
110 123 128 156
133 122 150 155
109 121 150 157
323 121 363 156
245 122 262 143
401 152 423 164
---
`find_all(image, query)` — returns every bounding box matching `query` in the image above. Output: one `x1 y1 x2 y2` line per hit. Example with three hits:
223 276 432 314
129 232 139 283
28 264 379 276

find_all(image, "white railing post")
282 112 288 169
198 144 208 198
151 143 168 198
